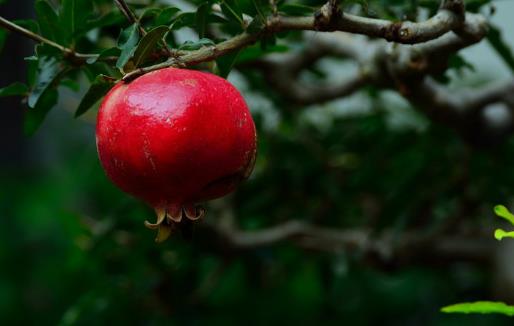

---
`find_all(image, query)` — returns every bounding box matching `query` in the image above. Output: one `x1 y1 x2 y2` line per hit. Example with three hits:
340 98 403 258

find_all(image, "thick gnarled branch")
246 9 514 144
122 0 473 80
207 219 495 265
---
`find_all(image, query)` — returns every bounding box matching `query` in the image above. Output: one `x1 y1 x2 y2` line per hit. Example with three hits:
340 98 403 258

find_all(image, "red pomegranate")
96 68 257 241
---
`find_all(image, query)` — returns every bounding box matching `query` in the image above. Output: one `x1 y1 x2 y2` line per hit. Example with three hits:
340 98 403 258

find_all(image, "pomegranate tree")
96 68 257 242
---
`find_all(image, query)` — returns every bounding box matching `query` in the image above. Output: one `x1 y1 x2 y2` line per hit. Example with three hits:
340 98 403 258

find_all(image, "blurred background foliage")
1 0 514 325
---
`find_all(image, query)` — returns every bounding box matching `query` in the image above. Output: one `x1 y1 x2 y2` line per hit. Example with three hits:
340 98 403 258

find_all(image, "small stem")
114 0 146 36
0 15 102 62
0 15 73 54
114 0 173 57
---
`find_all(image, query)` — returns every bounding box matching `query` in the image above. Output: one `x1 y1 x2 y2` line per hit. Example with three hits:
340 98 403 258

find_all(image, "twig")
114 0 146 35
0 15 98 61
113 0 174 56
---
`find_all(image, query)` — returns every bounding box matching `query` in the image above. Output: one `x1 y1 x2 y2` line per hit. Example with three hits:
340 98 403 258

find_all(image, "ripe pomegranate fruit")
96 68 257 242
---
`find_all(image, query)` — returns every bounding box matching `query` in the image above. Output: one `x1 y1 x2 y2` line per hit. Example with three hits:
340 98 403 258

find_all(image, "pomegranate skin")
96 68 256 218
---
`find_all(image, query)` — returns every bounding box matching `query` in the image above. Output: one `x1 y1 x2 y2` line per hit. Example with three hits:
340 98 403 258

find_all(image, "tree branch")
0 15 99 61
122 0 475 80
0 15 117 65
241 9 511 145
208 220 495 265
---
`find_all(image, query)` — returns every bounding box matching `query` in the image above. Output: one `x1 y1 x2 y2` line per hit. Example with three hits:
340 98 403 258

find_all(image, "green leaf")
155 7 181 26
75 75 115 117
132 26 169 68
441 301 514 316
13 19 40 33
487 24 514 74
139 8 162 20
60 0 93 44
28 55 63 108
494 205 514 225
494 229 514 241
24 88 58 136
178 38 215 51
170 12 196 30
195 2 210 38
35 0 64 43
0 82 29 97
86 47 121 64
116 24 140 70
219 0 244 27
216 49 241 78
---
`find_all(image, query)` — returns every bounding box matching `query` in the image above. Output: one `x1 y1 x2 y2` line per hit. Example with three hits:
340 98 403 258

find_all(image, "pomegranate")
96 68 257 242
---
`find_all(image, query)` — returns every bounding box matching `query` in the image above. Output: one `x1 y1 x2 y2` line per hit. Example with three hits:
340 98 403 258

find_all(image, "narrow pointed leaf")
132 26 169 68
116 24 140 70
487 24 514 73
28 56 63 108
24 88 58 136
195 2 210 38
155 7 181 26
216 49 241 78
86 47 121 64
60 0 93 43
170 12 196 30
35 0 64 43
75 75 115 117
441 301 514 316
220 0 244 27
0 82 29 97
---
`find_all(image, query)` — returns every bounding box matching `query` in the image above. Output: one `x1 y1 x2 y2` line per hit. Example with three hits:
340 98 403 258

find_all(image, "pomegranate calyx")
144 207 166 230
144 204 207 242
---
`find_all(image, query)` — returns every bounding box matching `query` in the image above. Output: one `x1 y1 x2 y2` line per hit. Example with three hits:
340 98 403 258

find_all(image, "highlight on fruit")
96 68 257 242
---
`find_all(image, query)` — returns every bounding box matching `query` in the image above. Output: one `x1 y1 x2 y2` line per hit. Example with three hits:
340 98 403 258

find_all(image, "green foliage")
132 26 169 67
0 82 28 97
493 205 514 241
195 2 211 38
75 75 115 117
442 302 514 317
116 24 140 71
440 205 514 317
60 0 93 44
24 87 58 135
28 52 63 108
0 0 502 135
219 0 244 28
216 49 242 78
494 205 514 225
35 0 63 43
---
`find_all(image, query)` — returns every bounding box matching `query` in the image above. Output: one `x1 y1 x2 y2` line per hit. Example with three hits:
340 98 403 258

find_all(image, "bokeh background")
2 0 514 325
